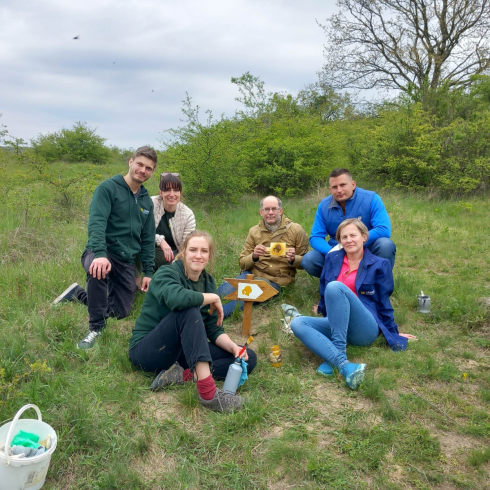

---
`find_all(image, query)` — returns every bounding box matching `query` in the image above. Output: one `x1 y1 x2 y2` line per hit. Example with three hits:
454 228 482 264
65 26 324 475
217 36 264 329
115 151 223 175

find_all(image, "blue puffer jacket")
318 248 407 351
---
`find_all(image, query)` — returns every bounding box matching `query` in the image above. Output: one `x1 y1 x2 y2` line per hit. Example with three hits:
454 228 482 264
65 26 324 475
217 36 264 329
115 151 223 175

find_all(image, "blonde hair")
335 218 369 243
175 230 216 277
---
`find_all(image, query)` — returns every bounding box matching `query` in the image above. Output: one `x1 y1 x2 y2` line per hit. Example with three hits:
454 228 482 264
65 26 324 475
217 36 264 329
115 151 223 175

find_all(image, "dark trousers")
134 247 178 277
129 307 257 380
75 249 136 331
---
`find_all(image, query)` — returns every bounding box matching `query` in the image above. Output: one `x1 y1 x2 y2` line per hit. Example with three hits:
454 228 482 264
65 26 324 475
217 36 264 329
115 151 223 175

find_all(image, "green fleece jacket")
129 260 225 350
85 174 155 277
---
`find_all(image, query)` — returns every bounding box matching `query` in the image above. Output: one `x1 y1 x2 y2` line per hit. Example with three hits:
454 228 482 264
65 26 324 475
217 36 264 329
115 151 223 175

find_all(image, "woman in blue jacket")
285 218 416 390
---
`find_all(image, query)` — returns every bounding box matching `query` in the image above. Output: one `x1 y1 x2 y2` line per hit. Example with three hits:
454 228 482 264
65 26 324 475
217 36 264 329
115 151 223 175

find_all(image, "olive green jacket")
238 215 309 287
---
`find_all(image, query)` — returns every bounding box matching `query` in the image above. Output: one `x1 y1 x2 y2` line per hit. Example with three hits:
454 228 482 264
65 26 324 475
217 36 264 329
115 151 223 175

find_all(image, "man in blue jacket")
302 168 396 277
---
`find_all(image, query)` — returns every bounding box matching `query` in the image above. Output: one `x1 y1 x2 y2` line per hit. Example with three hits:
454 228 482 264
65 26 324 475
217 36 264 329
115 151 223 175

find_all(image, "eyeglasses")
262 207 280 212
160 172 180 178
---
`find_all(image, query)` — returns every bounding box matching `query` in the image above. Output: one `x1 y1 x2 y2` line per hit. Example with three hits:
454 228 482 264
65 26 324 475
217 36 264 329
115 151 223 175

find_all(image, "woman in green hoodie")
129 230 256 413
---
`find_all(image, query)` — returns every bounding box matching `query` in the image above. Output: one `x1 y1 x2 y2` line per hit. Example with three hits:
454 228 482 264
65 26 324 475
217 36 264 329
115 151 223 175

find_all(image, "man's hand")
286 247 295 263
160 239 174 263
141 276 151 292
399 333 418 341
252 244 267 259
89 257 111 279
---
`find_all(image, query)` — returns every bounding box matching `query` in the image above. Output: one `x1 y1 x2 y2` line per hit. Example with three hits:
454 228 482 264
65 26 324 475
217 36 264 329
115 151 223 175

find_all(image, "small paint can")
269 345 282 368
418 292 431 314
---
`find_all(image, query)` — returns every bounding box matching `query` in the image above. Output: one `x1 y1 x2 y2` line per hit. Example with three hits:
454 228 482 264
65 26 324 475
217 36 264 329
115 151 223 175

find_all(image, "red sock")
196 375 217 400
183 369 193 382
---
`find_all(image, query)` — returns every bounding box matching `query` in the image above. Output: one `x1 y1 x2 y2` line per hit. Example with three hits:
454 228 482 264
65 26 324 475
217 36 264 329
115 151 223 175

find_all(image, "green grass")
1 157 490 488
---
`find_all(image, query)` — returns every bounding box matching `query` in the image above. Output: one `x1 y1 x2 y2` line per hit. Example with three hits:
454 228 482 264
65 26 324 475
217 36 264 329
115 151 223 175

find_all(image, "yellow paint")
241 285 253 297
270 242 286 257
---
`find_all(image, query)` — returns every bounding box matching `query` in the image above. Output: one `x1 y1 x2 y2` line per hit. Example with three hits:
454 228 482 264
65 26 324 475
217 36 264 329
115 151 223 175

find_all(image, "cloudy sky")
0 0 336 149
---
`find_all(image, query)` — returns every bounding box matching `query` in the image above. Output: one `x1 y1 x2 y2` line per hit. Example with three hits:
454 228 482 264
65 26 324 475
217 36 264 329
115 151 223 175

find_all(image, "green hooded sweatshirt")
85 174 155 277
129 260 225 350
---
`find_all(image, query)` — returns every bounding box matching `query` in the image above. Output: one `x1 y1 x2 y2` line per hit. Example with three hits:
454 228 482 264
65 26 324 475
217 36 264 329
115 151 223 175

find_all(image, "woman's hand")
215 334 249 361
202 293 224 326
159 239 174 263
232 344 249 361
399 333 418 341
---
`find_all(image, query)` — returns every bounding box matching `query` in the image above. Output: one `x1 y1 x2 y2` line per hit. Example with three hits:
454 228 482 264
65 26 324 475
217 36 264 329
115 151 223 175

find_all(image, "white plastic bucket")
0 404 57 490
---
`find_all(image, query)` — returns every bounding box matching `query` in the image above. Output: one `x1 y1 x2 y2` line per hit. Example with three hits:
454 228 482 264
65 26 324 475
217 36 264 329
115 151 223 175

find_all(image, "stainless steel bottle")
222 359 242 394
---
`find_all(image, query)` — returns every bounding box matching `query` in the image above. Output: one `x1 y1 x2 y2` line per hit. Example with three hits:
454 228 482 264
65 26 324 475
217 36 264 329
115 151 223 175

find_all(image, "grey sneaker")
53 283 80 305
281 304 301 319
77 330 102 350
150 363 184 391
198 388 244 413
280 315 294 334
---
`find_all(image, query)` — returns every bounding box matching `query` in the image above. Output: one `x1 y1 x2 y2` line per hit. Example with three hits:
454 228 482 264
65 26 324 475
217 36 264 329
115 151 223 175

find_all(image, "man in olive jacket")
217 195 309 318
53 146 157 349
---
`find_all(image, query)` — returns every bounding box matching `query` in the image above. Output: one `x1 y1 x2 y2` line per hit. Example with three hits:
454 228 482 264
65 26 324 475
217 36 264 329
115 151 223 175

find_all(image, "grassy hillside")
1 159 489 489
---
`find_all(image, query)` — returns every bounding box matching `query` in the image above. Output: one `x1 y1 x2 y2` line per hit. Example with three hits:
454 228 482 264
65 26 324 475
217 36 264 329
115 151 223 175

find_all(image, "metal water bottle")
418 291 431 313
222 358 242 394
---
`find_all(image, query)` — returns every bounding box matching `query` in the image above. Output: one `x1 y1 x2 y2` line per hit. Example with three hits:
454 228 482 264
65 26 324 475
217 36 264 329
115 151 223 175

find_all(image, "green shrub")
350 79 490 195
31 121 111 164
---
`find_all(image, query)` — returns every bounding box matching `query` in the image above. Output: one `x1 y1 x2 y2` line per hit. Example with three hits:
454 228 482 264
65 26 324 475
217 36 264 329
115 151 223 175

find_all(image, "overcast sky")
0 0 336 149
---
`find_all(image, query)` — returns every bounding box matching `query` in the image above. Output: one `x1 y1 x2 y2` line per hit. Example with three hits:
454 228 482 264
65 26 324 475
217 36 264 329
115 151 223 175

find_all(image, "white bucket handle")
4 404 42 466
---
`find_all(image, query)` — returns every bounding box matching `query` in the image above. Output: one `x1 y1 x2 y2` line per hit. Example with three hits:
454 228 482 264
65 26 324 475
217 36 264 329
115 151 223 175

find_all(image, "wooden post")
222 273 279 337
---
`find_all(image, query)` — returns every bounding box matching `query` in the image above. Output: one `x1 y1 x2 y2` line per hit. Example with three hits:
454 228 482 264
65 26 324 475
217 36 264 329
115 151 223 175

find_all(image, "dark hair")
329 168 352 180
132 146 158 167
159 173 182 193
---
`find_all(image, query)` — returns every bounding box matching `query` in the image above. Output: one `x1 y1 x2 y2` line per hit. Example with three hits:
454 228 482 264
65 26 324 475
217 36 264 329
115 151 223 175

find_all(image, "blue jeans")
290 282 379 368
217 271 281 319
301 237 396 277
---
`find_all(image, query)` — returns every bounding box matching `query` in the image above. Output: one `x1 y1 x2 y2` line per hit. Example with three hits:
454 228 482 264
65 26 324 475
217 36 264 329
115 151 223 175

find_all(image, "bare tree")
319 0 490 94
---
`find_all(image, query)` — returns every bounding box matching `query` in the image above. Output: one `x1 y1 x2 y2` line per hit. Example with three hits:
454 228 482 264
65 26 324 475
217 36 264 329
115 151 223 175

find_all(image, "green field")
1 158 490 489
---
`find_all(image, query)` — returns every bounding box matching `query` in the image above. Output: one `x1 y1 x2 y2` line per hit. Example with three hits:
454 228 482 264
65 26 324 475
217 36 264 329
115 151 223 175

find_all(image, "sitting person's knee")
290 316 306 335
246 349 257 373
325 281 343 294
373 237 396 254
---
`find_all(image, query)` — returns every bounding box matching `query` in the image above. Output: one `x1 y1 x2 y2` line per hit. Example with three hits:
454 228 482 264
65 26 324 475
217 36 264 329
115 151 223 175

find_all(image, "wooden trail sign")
223 274 278 337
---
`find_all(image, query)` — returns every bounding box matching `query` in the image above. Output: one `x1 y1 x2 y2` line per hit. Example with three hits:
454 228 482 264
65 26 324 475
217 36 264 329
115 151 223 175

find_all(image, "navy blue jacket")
318 248 407 351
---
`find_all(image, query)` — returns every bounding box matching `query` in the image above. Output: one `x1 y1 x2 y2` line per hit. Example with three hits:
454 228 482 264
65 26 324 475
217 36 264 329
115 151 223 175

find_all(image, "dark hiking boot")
150 363 184 391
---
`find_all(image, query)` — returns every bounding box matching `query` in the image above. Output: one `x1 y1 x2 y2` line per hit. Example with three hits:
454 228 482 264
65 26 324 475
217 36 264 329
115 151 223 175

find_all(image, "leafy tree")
163 95 250 205
348 86 490 194
4 137 27 156
31 122 111 164
297 81 357 121
320 0 490 94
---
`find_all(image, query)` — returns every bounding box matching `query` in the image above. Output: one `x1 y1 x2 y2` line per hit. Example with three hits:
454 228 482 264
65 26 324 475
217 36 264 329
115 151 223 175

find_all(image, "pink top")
336 254 359 296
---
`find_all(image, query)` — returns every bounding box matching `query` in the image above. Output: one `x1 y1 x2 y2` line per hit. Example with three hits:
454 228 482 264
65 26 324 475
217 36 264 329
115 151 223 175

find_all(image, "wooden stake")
242 274 255 337
242 301 253 337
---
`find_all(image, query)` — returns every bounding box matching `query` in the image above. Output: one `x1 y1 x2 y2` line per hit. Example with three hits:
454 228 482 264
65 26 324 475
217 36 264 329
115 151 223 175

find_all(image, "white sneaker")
77 330 102 350
52 283 79 305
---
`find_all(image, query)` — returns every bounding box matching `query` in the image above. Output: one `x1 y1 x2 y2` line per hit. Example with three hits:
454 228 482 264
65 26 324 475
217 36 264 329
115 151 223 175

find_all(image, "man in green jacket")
53 146 158 349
